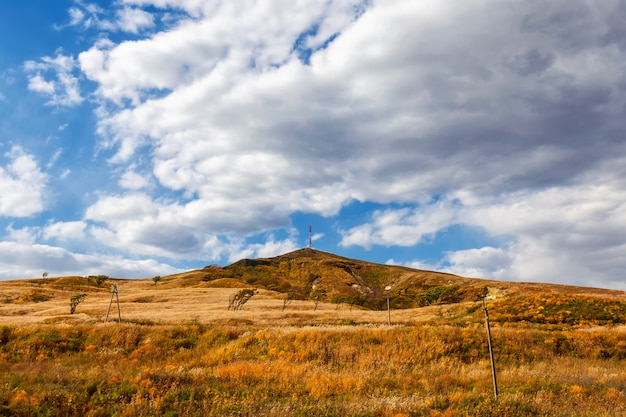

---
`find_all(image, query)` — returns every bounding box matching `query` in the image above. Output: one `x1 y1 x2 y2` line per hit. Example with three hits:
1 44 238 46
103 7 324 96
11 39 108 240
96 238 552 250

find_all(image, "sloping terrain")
164 248 497 309
2 250 626 417
0 248 624 326
178 248 624 309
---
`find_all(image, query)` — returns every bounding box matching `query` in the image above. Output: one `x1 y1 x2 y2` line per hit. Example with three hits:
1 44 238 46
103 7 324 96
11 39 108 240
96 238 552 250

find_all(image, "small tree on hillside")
228 289 257 311
152 276 162 286
283 292 294 311
42 271 48 279
70 293 87 314
87 275 109 287
311 287 327 311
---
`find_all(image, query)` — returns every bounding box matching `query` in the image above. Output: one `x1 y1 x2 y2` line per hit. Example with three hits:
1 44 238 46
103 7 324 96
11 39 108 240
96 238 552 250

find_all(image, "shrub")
228 289 257 311
87 275 109 287
70 294 87 314
416 285 461 306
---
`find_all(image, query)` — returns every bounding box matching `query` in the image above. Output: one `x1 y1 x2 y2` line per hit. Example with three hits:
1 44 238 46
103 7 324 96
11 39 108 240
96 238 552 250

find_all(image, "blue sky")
1 1 626 290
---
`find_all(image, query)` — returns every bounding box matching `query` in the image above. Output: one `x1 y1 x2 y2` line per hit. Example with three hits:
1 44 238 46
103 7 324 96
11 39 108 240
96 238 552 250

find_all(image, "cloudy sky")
1 0 625 289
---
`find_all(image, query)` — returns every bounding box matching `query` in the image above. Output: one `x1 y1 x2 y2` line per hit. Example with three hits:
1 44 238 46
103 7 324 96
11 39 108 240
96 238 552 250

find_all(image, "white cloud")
24 54 83 106
81 189 303 263
59 169 71 180
0 241 182 280
116 7 155 33
225 235 299 263
68 6 86 26
6 224 40 245
84 193 204 258
27 74 55 94
387 258 440 273
119 168 151 190
0 147 48 217
340 201 459 249
43 221 87 242
378 175 626 287
63 1 154 33
47 149 63 169
444 247 514 280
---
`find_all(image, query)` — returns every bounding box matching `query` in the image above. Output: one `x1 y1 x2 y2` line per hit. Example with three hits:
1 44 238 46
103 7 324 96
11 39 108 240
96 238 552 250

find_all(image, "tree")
70 294 87 314
228 289 257 311
87 275 109 287
152 276 162 286
311 287 327 311
42 272 48 279
282 292 294 311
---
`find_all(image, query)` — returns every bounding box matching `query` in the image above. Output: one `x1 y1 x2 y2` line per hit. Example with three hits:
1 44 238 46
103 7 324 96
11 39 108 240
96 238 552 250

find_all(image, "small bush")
70 293 87 314
228 289 257 311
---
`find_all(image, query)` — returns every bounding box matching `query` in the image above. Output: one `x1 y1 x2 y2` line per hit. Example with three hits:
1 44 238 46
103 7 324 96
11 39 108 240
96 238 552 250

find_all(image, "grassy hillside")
193 248 624 311
1 249 626 415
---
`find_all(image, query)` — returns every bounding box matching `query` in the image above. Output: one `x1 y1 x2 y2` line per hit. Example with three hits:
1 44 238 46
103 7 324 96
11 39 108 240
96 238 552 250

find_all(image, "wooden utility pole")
105 284 121 323
482 295 498 400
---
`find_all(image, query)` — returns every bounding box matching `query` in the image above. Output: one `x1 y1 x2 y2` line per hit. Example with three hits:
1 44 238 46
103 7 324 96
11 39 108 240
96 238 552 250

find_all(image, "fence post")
482 295 498 400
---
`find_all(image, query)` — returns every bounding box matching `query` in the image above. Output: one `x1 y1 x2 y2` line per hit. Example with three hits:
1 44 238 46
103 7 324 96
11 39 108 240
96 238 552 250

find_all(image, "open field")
1 268 626 416
0 277 445 326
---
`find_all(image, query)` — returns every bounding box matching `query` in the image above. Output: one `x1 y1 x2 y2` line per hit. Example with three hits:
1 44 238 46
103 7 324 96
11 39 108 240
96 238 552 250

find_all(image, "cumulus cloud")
27 74 55 94
381 172 626 287
0 241 182 280
68 7 86 26
62 1 154 33
0 147 48 217
6 224 40 245
84 193 206 258
444 247 515 280
339 201 460 249
24 54 83 106
43 221 87 242
119 167 151 190
225 235 300 263
116 7 155 33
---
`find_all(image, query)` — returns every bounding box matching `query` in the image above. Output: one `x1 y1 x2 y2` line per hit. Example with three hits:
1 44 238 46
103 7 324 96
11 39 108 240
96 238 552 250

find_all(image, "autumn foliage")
1 318 626 416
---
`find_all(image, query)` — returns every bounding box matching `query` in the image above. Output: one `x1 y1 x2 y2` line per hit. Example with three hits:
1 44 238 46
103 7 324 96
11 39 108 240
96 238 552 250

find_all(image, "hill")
206 248 489 309
0 248 624 327
165 248 624 309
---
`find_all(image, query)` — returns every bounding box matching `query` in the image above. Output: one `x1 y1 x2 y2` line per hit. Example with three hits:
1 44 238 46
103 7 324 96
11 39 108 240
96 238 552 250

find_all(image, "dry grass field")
0 276 444 326
1 254 626 416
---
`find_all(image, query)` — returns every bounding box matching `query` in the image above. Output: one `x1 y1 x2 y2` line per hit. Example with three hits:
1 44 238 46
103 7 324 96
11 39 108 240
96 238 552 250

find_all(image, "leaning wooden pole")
115 286 121 323
105 289 114 323
482 296 498 400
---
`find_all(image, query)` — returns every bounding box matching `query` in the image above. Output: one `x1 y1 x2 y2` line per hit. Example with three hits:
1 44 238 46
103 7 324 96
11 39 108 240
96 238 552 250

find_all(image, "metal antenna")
308 225 312 249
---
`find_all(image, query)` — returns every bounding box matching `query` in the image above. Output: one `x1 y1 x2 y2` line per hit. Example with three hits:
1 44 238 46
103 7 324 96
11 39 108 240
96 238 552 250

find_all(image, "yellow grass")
1 275 626 416
0 277 446 326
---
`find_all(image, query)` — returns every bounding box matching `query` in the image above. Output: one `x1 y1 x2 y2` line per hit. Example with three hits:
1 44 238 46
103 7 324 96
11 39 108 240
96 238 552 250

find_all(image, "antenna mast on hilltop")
308 225 312 249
